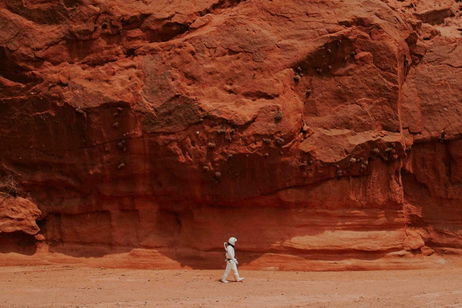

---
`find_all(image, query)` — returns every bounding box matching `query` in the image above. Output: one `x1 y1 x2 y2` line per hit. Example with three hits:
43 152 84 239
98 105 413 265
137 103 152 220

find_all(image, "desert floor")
1 265 462 308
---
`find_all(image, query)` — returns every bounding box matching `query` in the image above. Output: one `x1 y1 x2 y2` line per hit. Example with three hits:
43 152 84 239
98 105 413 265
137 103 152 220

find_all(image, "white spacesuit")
220 236 245 283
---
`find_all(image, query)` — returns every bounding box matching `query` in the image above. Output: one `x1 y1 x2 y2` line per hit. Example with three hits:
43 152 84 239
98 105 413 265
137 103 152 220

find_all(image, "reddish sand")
1 265 462 308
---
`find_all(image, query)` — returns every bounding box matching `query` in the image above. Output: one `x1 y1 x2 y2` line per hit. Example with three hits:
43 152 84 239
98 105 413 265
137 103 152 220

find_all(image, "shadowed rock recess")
0 0 461 270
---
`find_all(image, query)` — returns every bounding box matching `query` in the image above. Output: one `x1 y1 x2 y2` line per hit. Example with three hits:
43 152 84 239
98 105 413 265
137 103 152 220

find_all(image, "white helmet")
228 237 237 245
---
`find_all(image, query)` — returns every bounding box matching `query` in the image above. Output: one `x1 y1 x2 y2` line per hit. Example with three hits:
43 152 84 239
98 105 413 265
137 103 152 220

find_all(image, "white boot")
233 269 244 282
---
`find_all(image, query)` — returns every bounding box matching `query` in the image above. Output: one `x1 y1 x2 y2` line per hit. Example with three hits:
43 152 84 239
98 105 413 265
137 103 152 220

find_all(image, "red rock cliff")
0 0 461 270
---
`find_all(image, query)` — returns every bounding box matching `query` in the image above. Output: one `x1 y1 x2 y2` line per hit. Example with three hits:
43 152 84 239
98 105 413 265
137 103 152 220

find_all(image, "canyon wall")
0 0 461 270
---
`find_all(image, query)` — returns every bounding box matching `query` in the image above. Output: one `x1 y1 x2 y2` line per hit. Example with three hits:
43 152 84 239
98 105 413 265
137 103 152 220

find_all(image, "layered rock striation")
0 0 461 269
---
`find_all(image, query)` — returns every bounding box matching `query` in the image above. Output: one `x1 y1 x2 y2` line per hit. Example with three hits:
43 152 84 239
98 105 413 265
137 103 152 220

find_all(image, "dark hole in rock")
146 22 190 42
125 48 136 57
0 231 37 255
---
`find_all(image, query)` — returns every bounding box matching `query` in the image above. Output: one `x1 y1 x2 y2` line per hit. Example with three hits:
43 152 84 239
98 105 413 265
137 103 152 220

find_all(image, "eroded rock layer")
0 0 461 270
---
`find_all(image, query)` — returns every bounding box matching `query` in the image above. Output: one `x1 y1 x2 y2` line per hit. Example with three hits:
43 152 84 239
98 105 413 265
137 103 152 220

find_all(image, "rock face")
0 0 461 270
0 193 41 235
0 191 41 255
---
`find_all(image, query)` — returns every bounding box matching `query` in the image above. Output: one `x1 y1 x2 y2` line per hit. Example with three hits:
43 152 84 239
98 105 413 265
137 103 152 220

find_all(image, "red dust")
1 265 462 307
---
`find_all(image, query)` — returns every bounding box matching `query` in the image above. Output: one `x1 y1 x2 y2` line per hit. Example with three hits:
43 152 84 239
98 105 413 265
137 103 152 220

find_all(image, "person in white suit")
220 236 245 283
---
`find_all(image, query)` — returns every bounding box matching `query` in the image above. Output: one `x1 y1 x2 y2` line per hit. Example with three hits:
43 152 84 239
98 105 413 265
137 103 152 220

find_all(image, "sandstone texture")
0 0 461 270
0 191 41 255
0 193 41 235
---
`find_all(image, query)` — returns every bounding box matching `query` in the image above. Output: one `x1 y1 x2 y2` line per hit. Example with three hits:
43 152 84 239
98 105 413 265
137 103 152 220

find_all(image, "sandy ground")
1 266 462 308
